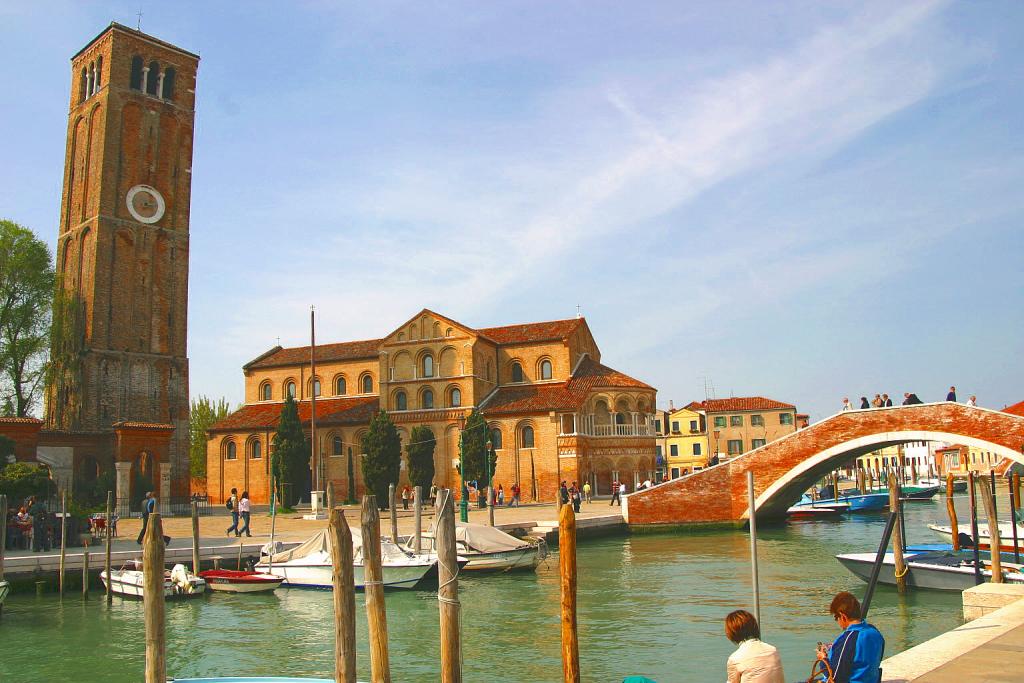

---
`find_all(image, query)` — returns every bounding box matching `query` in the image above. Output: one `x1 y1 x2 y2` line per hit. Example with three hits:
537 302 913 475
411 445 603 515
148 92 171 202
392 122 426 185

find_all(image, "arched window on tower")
129 56 143 90
260 382 272 401
146 60 160 95
395 390 407 411
422 354 434 378
422 389 434 409
521 425 535 448
79 67 87 103
161 67 175 100
450 388 461 407
540 359 553 380
511 362 524 383
95 56 102 92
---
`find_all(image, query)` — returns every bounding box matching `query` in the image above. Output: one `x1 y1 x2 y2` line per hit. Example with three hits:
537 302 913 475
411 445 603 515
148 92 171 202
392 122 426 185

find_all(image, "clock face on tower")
125 184 166 224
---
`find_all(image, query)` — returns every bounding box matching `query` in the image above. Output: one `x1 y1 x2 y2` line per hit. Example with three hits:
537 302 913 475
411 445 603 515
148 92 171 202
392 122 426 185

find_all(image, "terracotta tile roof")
0 416 43 424
692 397 796 413
481 355 653 416
1004 400 1024 417
477 318 583 345
209 396 379 433
245 339 382 369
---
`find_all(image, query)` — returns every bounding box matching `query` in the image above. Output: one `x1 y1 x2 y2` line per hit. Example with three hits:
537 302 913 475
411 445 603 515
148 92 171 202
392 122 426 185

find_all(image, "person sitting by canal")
724 609 784 682
225 487 239 536
237 491 252 537
818 591 884 683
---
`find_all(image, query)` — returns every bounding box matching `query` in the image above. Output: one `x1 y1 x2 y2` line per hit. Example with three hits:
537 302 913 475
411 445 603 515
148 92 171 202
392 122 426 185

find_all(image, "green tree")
272 394 308 509
0 220 55 417
361 410 402 508
406 425 436 490
0 462 57 504
189 396 232 479
460 409 497 485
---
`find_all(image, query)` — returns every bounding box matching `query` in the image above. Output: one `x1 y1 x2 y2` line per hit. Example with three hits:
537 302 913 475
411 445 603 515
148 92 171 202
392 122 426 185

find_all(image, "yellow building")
663 405 709 477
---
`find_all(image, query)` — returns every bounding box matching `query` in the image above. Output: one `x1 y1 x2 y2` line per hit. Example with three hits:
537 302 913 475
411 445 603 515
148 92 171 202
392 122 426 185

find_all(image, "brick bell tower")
46 23 199 499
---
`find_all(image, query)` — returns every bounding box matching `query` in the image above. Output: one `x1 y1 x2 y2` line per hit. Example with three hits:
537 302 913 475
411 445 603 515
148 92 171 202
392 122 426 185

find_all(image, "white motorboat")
836 550 1024 591
255 528 441 590
402 522 548 572
100 562 207 599
0 580 9 606
928 522 1024 554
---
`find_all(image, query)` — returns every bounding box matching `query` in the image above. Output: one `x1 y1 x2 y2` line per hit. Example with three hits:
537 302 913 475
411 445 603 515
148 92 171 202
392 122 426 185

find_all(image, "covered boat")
928 522 1024 554
836 549 1024 591
0 579 9 607
255 528 440 590
100 562 206 599
198 569 284 593
403 522 548 571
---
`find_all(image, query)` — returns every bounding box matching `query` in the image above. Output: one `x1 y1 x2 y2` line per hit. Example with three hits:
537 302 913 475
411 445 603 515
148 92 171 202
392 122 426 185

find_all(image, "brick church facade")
0 24 197 511
206 310 658 505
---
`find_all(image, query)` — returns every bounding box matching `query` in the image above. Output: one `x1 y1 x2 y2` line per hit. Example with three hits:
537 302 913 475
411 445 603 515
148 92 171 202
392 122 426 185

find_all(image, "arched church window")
260 383 272 401
226 442 237 460
511 362 524 383
333 436 343 456
286 381 296 399
312 378 321 397
95 56 102 91
161 67 175 100
422 389 434 409
491 428 503 449
335 376 347 395
540 359 552 380
450 388 461 408
79 67 87 103
130 56 143 90
250 440 261 459
422 354 434 378
362 375 373 394
521 426 535 448
395 390 407 411
146 60 160 95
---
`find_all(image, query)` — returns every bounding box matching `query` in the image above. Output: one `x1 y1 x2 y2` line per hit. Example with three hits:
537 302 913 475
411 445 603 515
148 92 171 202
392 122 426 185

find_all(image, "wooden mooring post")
413 486 423 555
191 501 201 576
388 483 398 543
105 490 113 605
887 474 907 593
979 474 1003 583
327 481 335 512
746 471 761 627
59 490 68 596
82 540 90 598
437 490 461 683
143 512 166 683
968 472 983 585
361 495 391 683
329 507 357 683
0 494 6 615
1008 475 1021 564
946 474 960 552
560 501 580 683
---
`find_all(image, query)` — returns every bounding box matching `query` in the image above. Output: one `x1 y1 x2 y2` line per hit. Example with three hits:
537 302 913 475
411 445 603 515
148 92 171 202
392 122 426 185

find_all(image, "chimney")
669 400 675 411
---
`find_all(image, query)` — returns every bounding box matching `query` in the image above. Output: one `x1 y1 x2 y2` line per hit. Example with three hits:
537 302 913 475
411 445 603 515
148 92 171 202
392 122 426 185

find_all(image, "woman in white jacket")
724 610 785 683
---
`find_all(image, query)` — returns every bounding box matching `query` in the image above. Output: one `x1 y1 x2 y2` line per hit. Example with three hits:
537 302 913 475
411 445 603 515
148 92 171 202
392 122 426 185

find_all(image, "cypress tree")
272 394 308 508
361 410 402 508
406 425 436 490
460 409 497 485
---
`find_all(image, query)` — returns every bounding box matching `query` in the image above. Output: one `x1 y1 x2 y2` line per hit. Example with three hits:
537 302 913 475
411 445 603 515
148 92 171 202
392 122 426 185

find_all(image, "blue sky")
1 1 1021 421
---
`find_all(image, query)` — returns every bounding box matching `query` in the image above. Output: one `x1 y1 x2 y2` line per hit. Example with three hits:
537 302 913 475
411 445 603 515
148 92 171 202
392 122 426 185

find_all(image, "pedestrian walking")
609 480 620 506
511 482 521 507
429 484 438 506
571 485 582 513
619 481 627 501
28 496 51 552
882 393 892 407
225 487 240 536
237 491 252 537
559 481 570 506
402 485 411 510
946 386 957 402
859 397 870 409
136 491 156 545
583 481 592 503
841 397 852 411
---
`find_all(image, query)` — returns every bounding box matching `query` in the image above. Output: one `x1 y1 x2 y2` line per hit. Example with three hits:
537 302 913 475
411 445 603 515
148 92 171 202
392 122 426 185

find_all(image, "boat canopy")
409 522 530 553
265 528 411 565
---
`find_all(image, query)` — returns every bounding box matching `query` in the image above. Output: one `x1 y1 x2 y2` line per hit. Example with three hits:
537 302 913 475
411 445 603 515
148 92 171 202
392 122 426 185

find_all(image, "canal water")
1 499 967 682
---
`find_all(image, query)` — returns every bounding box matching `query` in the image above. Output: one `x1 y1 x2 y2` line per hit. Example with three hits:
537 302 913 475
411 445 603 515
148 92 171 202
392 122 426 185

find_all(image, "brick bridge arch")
623 403 1024 527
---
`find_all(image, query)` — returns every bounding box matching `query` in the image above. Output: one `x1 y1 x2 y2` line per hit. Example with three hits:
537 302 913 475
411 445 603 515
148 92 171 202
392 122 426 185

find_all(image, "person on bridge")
966 395 977 407
819 591 884 683
859 397 870 409
882 394 892 407
946 386 957 402
871 394 883 408
841 397 853 411
902 392 923 405
724 609 784 682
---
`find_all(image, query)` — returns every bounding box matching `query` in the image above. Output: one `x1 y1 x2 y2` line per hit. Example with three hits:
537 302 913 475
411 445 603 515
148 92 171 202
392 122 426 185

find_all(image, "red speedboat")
198 569 284 593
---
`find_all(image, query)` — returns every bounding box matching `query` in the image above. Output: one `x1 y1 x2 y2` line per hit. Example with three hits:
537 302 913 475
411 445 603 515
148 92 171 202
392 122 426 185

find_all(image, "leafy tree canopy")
406 425 436 490
189 396 231 479
0 220 55 417
272 394 308 508
0 461 56 504
460 409 497 486
362 410 402 508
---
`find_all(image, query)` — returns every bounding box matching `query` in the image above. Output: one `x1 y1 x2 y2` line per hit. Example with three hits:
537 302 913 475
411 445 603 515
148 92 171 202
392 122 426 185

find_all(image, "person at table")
724 609 784 682
818 591 885 683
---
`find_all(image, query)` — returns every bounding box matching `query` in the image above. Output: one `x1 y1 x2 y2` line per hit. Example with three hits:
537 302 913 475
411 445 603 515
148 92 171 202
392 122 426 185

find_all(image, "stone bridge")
623 403 1024 527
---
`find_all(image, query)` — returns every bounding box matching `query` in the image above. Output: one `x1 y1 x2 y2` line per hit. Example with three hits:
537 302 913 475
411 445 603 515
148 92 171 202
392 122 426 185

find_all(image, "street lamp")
458 413 469 522
713 429 721 466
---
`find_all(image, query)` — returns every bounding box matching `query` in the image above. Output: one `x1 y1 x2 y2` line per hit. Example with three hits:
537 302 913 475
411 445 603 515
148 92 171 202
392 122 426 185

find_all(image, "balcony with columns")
558 412 655 438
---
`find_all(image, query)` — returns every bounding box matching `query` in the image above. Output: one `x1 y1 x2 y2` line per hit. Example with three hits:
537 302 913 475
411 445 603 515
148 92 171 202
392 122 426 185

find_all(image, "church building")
206 310 658 504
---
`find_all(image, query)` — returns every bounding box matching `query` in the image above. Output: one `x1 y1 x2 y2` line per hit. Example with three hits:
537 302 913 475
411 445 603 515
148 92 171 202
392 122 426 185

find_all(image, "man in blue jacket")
820 591 884 683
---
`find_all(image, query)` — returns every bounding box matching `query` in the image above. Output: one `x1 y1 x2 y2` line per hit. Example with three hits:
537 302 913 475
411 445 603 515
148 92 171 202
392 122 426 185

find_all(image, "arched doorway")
130 451 156 512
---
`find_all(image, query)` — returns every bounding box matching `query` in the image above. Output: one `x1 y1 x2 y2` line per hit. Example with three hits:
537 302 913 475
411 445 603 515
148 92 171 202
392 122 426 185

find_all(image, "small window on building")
540 359 552 380
446 327 453 337
727 439 743 455
780 413 794 425
146 61 160 95
751 438 766 449
333 436 343 456
671 421 680 432
161 67 175 100
670 444 678 457
286 381 296 398
491 428 503 449
423 354 434 378
422 389 434 409
689 420 698 432
261 383 272 401
95 56 102 91
521 425 535 448
511 362 524 383
692 443 702 456
395 391 407 411
751 414 764 426
450 388 461 407
362 375 373 394
226 442 237 460
730 415 743 427
251 440 261 459
312 379 321 397
335 376 347 395
130 56 143 90
79 67 87 103
714 416 726 428
656 445 663 458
